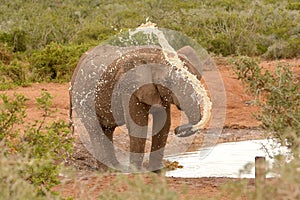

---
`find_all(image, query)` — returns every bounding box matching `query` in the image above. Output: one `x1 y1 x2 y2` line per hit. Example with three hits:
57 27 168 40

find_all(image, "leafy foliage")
231 56 300 152
0 93 26 142
0 92 73 195
29 42 90 82
0 60 29 89
226 56 300 200
0 147 52 200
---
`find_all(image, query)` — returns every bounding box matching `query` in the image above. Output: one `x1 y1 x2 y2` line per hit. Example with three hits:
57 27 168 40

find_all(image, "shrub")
224 56 300 199
29 42 90 82
0 60 29 89
0 43 30 89
0 146 51 200
0 93 26 142
0 30 29 52
231 56 299 152
0 43 14 64
0 92 73 194
0 0 299 87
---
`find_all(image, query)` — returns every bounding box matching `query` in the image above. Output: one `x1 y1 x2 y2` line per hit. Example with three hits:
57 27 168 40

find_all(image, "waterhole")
165 139 290 178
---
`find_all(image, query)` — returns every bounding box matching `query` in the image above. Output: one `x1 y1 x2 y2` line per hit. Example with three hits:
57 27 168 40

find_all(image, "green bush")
231 56 299 152
72 24 117 44
0 60 29 89
0 43 14 64
0 43 30 89
224 56 300 199
0 29 28 53
29 42 90 82
0 93 26 142
0 0 299 86
0 146 52 200
0 92 73 194
11 30 28 52
287 1 300 10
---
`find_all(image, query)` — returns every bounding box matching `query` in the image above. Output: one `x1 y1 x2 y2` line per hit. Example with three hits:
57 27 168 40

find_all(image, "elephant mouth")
174 124 198 137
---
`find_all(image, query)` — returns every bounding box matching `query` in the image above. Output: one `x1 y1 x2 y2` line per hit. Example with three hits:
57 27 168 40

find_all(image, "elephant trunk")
174 98 211 137
174 78 212 138
174 124 197 137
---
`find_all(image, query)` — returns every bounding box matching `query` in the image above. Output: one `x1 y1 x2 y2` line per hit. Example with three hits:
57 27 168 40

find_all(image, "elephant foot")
147 162 165 174
96 160 129 172
149 166 166 175
128 164 146 173
96 160 109 172
114 163 130 172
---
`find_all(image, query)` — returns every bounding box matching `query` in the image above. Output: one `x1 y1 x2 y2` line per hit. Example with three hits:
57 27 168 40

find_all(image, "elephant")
70 45 204 173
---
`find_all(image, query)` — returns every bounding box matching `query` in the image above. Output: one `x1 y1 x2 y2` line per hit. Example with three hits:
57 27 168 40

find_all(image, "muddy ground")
2 58 299 199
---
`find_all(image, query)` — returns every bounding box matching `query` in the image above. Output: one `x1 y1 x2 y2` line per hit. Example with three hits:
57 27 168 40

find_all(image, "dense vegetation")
0 0 300 87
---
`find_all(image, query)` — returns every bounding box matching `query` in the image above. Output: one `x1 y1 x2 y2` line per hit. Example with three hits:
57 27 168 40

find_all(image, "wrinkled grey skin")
70 45 202 172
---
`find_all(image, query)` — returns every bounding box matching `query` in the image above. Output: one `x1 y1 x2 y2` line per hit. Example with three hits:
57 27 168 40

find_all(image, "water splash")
129 21 212 130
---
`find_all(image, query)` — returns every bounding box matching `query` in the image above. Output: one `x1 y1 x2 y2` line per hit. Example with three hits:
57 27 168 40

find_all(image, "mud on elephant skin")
71 45 206 172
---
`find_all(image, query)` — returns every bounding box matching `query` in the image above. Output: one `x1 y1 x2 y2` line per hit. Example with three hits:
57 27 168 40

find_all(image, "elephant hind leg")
149 105 171 173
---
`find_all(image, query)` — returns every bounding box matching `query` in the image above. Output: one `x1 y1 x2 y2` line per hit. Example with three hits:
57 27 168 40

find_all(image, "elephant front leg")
100 125 122 168
149 105 171 173
127 97 149 172
129 134 147 171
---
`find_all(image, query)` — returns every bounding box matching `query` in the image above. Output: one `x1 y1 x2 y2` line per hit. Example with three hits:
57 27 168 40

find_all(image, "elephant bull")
70 45 204 173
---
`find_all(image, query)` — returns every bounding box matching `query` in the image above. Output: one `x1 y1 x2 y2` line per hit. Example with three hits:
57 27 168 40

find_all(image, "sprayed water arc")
129 21 212 131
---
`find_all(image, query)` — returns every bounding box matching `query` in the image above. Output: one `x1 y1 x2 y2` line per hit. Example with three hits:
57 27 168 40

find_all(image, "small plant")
0 92 73 195
0 93 27 143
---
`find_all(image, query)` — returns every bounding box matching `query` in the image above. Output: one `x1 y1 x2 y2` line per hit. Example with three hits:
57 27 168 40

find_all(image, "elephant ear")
177 46 202 79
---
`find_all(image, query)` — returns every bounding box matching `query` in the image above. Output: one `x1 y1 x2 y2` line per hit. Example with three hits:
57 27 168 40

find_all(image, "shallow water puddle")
165 139 289 178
